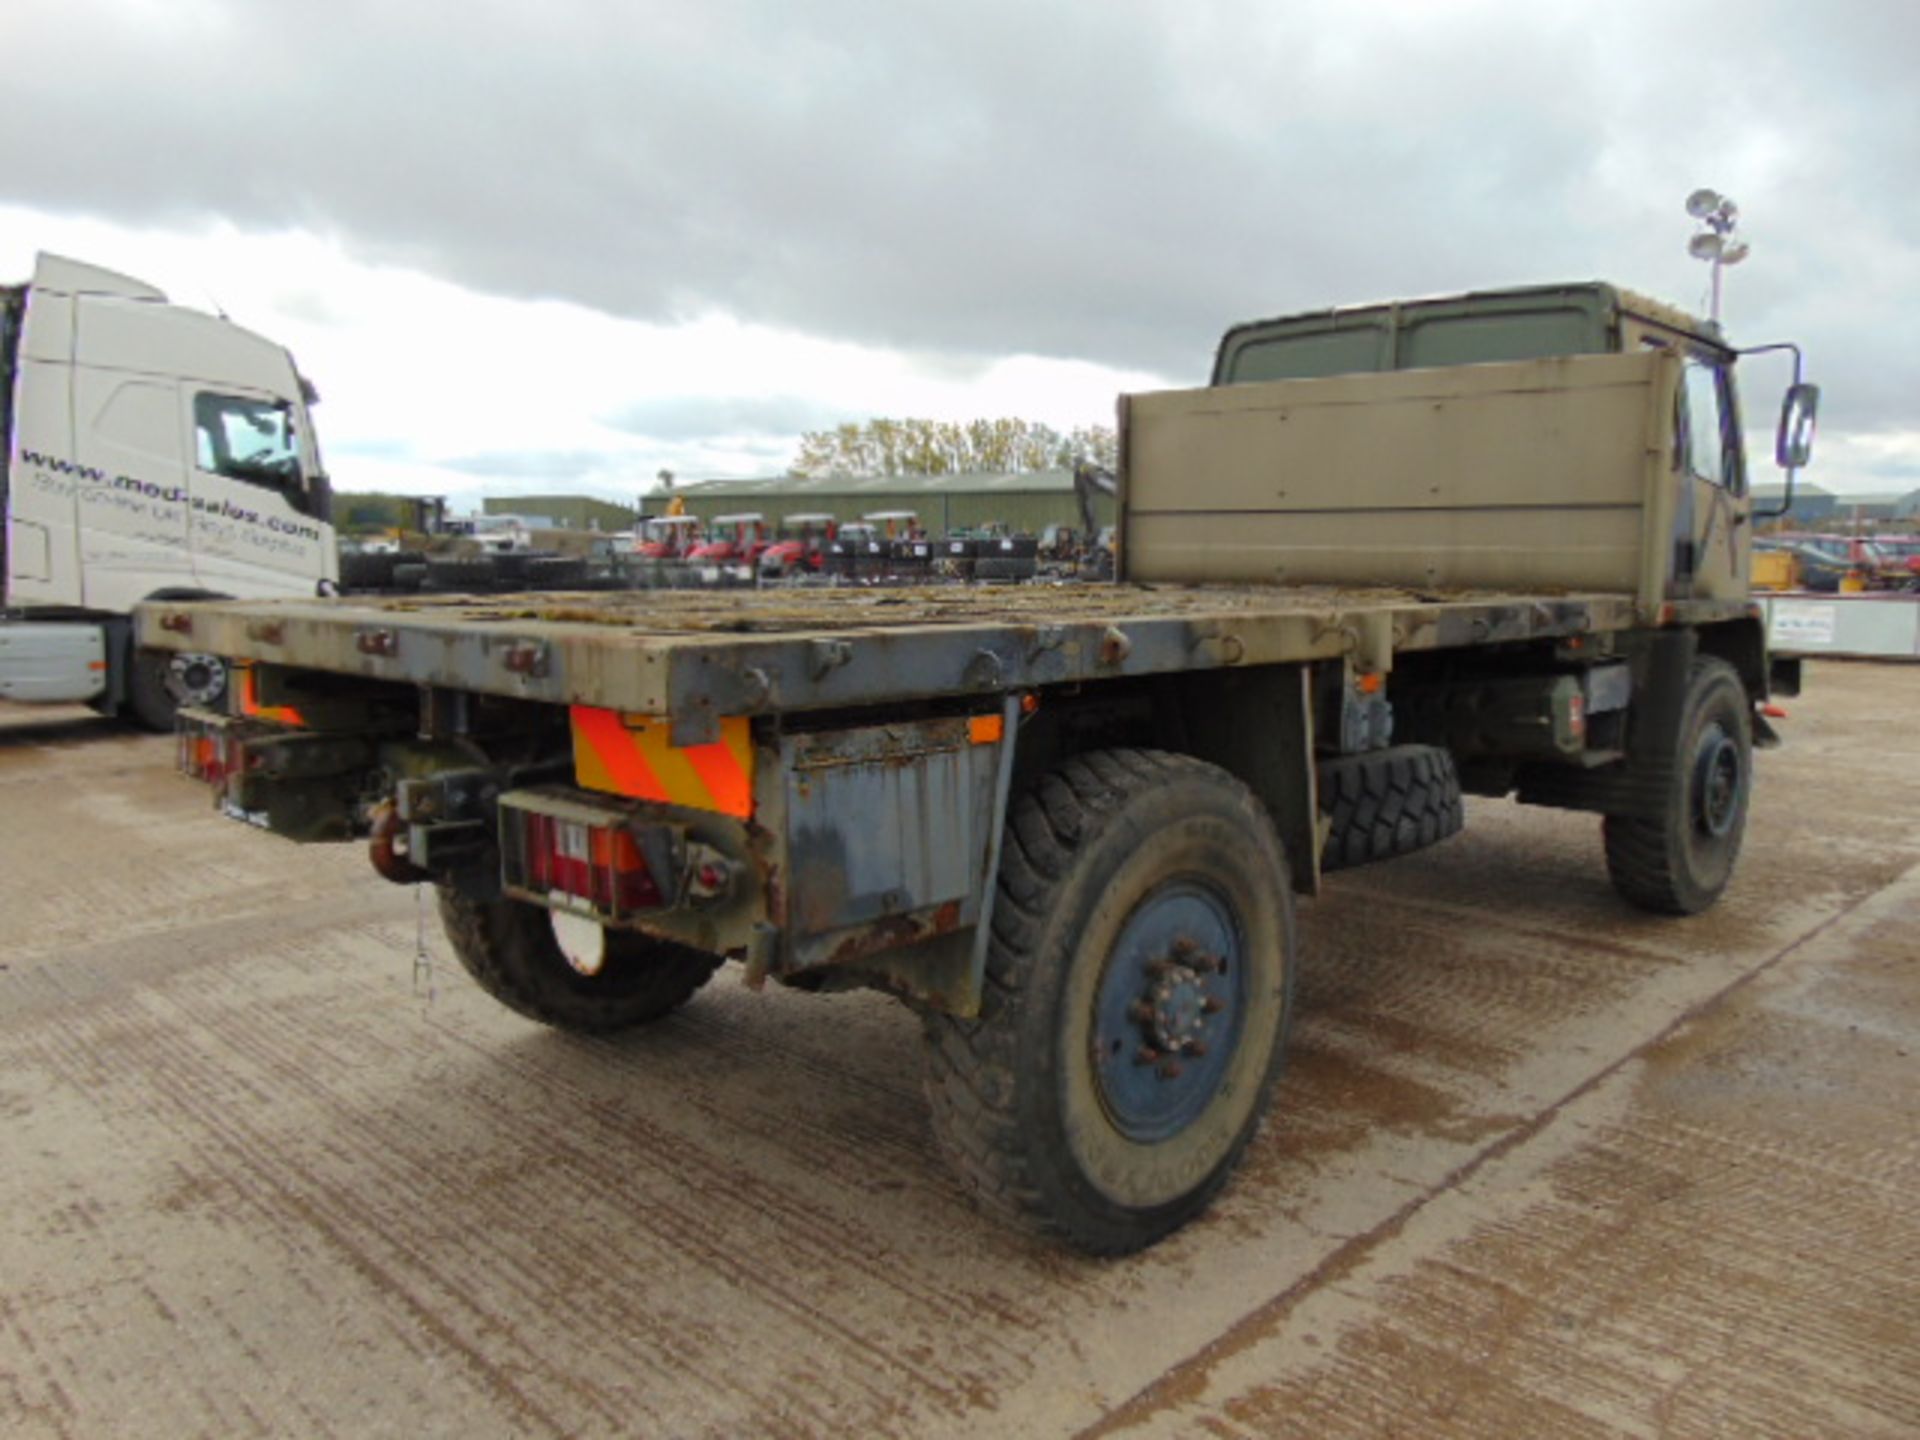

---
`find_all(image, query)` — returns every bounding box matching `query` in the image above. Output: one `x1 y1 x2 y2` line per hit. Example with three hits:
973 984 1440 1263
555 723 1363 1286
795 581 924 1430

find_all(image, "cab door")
72 367 194 611
185 388 332 596
1675 352 1750 603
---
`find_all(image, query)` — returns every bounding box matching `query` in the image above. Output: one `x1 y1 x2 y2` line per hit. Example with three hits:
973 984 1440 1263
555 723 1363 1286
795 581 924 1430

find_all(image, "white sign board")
1769 602 1837 649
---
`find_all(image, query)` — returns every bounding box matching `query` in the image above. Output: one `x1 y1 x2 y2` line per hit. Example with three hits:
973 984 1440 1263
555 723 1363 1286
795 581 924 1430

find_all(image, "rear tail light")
522 812 663 913
176 710 258 787
499 791 681 921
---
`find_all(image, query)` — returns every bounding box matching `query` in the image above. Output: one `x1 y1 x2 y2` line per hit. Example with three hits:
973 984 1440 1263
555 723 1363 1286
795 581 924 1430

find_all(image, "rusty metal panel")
780 715 1003 971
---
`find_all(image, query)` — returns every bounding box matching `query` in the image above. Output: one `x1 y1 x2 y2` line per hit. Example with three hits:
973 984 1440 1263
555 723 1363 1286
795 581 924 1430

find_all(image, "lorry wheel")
1317 744 1464 873
1603 657 1752 916
436 887 722 1032
921 749 1295 1254
128 648 227 731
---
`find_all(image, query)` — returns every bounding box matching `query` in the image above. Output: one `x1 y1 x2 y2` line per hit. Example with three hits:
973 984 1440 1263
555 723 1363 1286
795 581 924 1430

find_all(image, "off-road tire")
1317 744 1464 873
437 888 722 1032
1604 657 1752 915
922 748 1295 1254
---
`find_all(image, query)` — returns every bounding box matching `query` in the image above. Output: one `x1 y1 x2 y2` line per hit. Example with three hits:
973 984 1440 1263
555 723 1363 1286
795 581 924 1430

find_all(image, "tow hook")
368 801 431 884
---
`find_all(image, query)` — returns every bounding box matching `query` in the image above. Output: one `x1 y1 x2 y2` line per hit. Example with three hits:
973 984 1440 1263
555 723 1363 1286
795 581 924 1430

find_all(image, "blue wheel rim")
1090 879 1246 1144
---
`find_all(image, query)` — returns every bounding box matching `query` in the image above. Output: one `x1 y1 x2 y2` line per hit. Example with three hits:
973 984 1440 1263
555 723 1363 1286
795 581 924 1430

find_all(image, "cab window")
1681 360 1742 494
194 392 303 492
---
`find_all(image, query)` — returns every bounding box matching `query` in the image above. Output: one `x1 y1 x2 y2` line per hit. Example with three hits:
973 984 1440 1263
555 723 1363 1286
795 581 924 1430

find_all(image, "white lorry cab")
1 252 337 728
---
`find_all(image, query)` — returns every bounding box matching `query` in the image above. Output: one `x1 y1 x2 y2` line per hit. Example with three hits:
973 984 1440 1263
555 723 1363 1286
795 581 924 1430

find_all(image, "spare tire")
1317 744 1464 873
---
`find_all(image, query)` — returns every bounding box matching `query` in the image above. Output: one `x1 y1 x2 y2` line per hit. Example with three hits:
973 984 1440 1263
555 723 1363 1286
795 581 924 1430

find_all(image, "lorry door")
184 386 331 596
71 363 195 612
1675 350 1749 602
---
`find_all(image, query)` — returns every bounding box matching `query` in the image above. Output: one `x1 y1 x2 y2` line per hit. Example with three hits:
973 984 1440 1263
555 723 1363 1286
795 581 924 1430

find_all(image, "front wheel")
437 888 721 1032
1604 656 1753 915
922 749 1296 1254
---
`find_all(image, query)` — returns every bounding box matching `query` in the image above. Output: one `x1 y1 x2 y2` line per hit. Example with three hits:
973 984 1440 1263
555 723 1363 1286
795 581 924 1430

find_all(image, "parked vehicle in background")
466 514 536 553
0 253 336 728
825 520 884 577
1757 533 1902 592
1864 534 1920 588
149 279 1816 1254
687 514 770 575
759 513 837 579
634 514 702 560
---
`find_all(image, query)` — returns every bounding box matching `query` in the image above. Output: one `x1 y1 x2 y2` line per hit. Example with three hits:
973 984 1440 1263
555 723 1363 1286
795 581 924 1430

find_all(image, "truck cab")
2 253 337 725
1206 281 1810 611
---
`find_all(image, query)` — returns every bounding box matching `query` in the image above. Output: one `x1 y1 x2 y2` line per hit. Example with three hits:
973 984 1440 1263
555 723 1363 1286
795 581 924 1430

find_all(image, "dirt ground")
1 660 1914 1439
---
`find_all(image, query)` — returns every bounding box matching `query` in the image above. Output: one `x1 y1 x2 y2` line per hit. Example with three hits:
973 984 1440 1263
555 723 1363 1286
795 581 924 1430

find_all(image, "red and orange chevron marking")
570 706 754 819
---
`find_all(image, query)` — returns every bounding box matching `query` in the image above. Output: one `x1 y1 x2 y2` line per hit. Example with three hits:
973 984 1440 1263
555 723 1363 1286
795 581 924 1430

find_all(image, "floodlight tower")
1685 188 1750 327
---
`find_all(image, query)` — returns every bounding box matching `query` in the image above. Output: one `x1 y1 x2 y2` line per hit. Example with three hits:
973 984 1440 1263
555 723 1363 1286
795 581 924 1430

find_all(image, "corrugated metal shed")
653 471 1115 535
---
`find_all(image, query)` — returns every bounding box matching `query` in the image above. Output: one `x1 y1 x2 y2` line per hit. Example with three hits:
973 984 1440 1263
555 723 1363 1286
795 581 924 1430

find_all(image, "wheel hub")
1092 883 1245 1143
168 653 228 707
1132 942 1224 1066
1692 723 1742 839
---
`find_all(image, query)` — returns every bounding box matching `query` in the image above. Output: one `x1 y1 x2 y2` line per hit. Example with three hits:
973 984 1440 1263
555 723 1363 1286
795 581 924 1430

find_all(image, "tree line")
790 418 1117 478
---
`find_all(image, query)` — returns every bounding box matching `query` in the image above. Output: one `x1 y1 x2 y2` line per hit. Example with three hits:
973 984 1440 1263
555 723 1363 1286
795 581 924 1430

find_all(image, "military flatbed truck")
141 282 1819 1253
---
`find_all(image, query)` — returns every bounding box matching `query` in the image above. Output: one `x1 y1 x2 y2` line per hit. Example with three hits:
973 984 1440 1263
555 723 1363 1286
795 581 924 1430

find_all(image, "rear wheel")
436 887 721 1032
128 648 228 731
1604 657 1752 915
922 749 1295 1254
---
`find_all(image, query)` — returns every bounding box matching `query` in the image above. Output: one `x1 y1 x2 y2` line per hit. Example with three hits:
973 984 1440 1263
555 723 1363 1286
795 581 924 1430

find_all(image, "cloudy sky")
3 0 1914 507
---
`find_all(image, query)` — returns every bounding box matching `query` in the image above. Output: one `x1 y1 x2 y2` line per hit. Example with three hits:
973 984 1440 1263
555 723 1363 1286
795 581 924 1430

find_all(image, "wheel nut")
1135 1046 1161 1065
1171 936 1196 956
1187 1041 1208 1058
1158 1060 1184 1080
1201 997 1224 1015
1129 1000 1154 1023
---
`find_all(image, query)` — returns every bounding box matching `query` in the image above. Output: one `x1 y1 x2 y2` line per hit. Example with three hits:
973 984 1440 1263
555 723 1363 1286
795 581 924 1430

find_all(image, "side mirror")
1776 383 1819 469
307 470 335 525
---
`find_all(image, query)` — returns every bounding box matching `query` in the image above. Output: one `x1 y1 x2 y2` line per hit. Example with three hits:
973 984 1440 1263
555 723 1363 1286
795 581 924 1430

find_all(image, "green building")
483 494 637 532
655 471 1114 536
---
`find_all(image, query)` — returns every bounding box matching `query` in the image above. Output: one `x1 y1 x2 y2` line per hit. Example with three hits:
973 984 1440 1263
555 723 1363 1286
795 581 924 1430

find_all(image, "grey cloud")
601 394 843 442
3 0 1915 437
